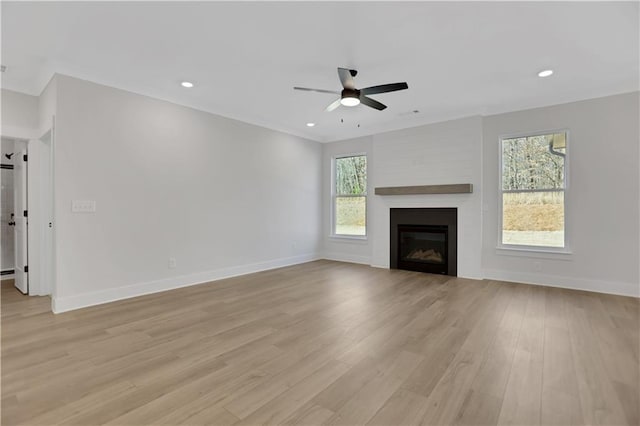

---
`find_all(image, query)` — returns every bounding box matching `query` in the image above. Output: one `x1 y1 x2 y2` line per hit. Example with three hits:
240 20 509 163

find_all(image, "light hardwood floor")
2 260 638 425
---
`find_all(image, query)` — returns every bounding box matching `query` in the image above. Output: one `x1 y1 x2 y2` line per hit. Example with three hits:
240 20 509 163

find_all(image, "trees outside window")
501 132 567 248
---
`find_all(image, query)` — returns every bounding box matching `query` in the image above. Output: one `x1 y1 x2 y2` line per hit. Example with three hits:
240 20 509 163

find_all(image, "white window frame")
331 153 368 240
497 129 571 254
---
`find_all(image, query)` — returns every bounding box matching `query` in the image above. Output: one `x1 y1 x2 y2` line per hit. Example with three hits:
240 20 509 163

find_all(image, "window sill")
496 246 573 261
328 235 368 243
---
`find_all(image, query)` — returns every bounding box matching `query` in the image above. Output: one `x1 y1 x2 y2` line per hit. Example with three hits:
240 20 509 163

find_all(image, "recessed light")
538 69 553 78
181 81 194 88
306 122 315 127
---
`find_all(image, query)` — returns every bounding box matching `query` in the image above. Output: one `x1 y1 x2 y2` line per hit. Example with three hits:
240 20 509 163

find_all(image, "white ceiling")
2 1 638 142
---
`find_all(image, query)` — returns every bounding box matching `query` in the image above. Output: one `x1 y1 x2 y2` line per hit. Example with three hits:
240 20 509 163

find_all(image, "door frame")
13 147 28 294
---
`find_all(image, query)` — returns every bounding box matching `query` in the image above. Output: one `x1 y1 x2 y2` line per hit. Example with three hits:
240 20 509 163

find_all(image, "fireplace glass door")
398 225 448 274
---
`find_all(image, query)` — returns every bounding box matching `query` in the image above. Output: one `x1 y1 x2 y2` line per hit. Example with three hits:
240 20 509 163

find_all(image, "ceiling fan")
294 68 408 112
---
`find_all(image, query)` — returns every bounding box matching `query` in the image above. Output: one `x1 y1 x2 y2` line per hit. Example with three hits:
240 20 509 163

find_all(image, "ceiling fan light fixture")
340 96 360 107
340 88 361 107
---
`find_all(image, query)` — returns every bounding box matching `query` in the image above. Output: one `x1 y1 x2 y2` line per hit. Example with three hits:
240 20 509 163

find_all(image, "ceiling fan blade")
359 95 387 111
360 82 408 95
337 68 356 90
325 99 342 112
294 87 339 94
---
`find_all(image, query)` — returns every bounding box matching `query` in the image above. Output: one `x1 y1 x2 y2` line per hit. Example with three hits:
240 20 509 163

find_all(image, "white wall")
482 92 639 296
1 89 39 139
52 75 322 312
323 116 483 279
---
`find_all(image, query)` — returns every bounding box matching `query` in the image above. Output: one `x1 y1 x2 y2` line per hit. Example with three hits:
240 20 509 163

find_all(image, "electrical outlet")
168 258 177 269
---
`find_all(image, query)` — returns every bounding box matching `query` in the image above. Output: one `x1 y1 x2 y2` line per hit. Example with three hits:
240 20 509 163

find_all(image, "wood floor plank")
323 351 418 426
366 388 429 426
310 356 383 413
457 284 528 425
234 359 350 425
417 282 515 425
564 293 629 425
497 285 545 426
281 402 336 425
1 261 638 426
540 288 584 425
496 348 543 426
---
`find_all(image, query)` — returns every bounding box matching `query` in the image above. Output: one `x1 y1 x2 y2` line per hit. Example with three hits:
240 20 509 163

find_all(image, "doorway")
0 133 55 297
1 137 29 293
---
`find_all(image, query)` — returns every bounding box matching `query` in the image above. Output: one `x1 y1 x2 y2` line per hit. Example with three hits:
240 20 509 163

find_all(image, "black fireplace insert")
390 208 457 276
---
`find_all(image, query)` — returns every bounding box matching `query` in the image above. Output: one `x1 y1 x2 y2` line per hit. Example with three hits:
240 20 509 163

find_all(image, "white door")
14 150 28 294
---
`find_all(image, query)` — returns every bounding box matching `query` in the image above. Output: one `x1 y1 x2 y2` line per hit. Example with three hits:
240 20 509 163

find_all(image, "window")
501 132 567 249
333 154 367 237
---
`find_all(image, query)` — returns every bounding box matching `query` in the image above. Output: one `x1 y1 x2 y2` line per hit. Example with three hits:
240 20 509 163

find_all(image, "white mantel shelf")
374 184 473 196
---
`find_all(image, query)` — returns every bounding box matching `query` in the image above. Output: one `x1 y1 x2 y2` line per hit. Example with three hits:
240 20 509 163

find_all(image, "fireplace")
390 208 457 276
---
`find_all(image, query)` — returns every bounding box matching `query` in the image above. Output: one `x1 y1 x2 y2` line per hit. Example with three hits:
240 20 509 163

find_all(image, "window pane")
336 155 367 195
502 191 564 247
502 133 565 191
335 196 366 236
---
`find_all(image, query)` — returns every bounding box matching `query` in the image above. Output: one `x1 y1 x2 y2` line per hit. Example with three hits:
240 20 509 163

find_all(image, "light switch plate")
72 200 96 213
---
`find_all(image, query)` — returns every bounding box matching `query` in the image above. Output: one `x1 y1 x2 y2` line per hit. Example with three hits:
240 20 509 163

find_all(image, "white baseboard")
51 255 638 314
482 268 639 298
369 263 388 269
322 252 371 266
52 253 321 313
1 274 15 281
